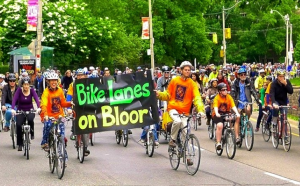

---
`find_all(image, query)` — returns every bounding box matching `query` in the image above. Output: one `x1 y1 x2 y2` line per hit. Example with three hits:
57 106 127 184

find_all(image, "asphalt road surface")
0 113 299 186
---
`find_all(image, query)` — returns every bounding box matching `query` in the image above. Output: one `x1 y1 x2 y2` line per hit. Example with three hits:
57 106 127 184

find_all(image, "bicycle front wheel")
225 129 236 159
271 124 279 149
146 131 155 157
184 134 201 175
90 133 95 146
262 120 271 142
115 130 121 144
208 120 214 140
49 137 55 173
169 146 180 170
10 121 15 149
122 130 128 147
24 132 30 160
245 121 254 151
77 135 85 163
56 136 66 179
283 121 292 152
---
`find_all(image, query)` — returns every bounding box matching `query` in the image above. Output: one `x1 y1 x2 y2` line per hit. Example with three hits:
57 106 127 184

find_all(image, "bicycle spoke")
184 134 201 175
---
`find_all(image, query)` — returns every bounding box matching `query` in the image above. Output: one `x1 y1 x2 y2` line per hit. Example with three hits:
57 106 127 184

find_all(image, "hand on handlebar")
67 109 73 115
36 108 41 115
236 113 240 118
44 115 49 121
2 106 6 111
216 113 221 118
11 109 16 116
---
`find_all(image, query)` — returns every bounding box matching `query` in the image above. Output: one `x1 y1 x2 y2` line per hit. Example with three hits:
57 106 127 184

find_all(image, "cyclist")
205 78 218 126
208 67 218 82
1 73 18 132
254 69 266 92
199 69 209 87
231 67 260 144
156 61 205 150
156 66 171 92
270 70 293 143
212 83 240 150
11 77 40 151
66 68 90 156
40 72 72 153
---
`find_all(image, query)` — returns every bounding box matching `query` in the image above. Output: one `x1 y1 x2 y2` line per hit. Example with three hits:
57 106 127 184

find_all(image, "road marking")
249 118 299 137
264 172 300 185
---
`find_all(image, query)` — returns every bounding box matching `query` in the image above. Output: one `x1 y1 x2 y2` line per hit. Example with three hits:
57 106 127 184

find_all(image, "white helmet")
180 61 193 69
89 66 95 71
47 72 59 80
259 69 265 74
0 74 5 79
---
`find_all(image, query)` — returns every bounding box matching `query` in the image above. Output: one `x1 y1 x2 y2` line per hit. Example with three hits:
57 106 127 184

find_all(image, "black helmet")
161 66 170 72
217 83 227 91
8 73 16 81
21 77 30 85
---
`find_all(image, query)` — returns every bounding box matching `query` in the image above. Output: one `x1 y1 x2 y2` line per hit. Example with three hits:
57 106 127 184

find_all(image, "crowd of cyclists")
0 60 299 175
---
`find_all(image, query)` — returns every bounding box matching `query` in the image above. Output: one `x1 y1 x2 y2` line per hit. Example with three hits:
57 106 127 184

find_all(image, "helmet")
238 68 247 74
8 73 16 81
76 68 85 75
277 70 285 76
0 74 5 79
89 70 99 78
180 61 193 69
21 77 30 85
89 66 95 71
161 66 170 72
266 76 272 81
210 78 218 87
259 69 265 74
21 72 28 78
217 83 227 91
43 71 49 79
137 66 142 70
47 72 59 80
21 69 26 73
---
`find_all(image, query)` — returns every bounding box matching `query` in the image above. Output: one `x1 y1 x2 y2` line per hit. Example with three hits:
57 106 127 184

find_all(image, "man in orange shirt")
212 83 240 150
156 61 205 149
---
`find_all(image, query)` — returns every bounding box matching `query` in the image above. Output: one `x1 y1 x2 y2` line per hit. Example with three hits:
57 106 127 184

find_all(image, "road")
0 113 299 185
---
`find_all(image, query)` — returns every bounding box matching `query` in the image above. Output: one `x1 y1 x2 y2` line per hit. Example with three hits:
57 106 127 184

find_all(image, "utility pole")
285 14 289 67
36 0 43 72
222 6 226 66
149 0 155 72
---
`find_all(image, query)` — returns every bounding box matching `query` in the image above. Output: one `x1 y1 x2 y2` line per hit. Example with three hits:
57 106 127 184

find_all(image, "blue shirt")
238 81 248 109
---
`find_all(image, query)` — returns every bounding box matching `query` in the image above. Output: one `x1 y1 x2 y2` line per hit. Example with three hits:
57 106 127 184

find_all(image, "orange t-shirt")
212 94 235 117
40 87 72 122
165 76 203 114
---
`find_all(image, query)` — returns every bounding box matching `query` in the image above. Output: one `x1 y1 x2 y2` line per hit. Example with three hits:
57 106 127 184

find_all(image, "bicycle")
215 114 237 159
0 100 4 132
10 110 16 149
143 124 158 157
271 105 292 152
15 109 36 160
89 133 95 146
47 116 68 179
115 129 129 147
168 113 201 175
261 108 272 142
237 100 254 151
206 94 216 140
191 107 200 131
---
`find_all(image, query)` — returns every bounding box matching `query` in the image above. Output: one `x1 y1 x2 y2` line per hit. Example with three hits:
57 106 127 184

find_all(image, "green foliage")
0 65 9 74
289 77 300 86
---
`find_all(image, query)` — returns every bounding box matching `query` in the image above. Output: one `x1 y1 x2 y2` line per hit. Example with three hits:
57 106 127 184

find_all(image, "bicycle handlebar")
15 109 37 115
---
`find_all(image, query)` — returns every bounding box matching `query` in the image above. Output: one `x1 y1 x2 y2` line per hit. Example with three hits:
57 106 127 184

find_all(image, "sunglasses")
239 73 246 76
221 89 227 92
165 71 170 73
9 80 16 82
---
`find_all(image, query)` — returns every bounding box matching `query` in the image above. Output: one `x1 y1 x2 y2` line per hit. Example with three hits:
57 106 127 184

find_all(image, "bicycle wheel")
271 123 279 149
262 120 271 142
208 120 214 139
122 130 128 147
237 133 243 148
90 133 94 146
24 132 30 160
10 121 15 149
115 130 121 144
193 116 198 131
146 131 155 157
77 135 85 163
225 129 236 159
169 146 180 170
282 121 292 152
245 121 254 151
184 134 201 175
55 136 66 179
49 137 55 173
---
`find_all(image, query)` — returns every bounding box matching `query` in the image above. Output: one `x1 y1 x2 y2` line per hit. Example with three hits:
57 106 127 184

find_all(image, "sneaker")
198 118 201 126
236 138 241 145
284 136 290 145
169 140 176 148
18 145 22 151
215 142 222 150
187 159 193 166
70 133 76 140
255 128 259 132
154 141 159 146
84 148 90 156
140 139 145 143
3 126 9 132
128 129 132 134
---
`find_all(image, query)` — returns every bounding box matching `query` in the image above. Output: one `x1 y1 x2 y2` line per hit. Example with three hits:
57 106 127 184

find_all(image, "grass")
289 77 300 86
287 114 299 121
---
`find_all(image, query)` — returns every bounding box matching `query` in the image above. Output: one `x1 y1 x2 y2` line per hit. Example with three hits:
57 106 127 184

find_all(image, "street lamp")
270 9 290 67
222 1 248 66
148 0 155 73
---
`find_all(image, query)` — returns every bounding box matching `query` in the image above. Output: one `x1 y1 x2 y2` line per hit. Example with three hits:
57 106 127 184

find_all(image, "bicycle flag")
73 70 159 135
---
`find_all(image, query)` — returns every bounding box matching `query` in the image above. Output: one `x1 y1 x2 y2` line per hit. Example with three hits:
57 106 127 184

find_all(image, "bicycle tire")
122 130 128 147
245 121 254 151
90 133 94 146
10 120 15 149
77 135 85 163
184 134 201 175
24 132 30 160
282 121 292 152
262 120 271 142
115 130 121 144
147 131 155 157
193 116 198 131
169 146 180 170
208 120 214 139
237 133 243 148
49 136 55 173
271 123 279 149
225 129 236 159
56 136 66 179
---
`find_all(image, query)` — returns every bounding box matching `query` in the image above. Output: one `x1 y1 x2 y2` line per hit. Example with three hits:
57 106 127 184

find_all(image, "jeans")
5 103 16 127
140 124 159 141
